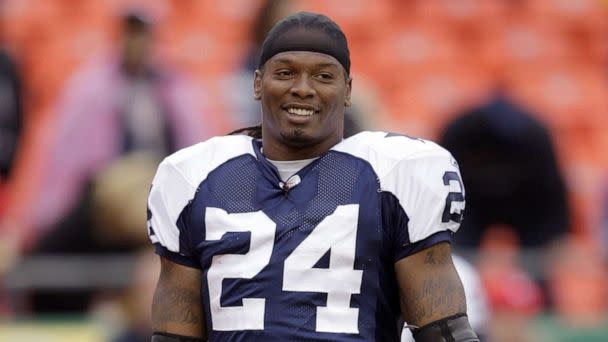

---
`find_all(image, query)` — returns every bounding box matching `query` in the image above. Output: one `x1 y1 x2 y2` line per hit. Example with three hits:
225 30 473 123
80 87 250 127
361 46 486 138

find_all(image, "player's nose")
289 74 316 99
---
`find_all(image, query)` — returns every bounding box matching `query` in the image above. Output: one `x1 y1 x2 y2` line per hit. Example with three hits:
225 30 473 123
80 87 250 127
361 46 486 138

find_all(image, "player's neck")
262 134 342 161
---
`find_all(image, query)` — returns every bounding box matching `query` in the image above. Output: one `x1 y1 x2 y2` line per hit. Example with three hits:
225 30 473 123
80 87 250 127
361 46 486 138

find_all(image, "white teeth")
287 107 314 116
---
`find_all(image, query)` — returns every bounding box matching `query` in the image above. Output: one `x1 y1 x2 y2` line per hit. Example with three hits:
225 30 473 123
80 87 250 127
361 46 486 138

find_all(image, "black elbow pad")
151 331 205 342
412 313 480 342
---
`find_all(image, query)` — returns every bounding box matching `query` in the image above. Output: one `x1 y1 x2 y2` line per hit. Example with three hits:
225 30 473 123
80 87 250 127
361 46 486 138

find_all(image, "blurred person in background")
6 10 215 314
0 3 23 217
0 48 22 213
439 94 569 325
440 94 569 250
0 33 23 314
13 11 213 250
90 247 159 342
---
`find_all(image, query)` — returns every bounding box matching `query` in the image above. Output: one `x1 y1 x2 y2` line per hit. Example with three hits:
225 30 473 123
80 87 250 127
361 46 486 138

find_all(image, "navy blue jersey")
147 131 465 341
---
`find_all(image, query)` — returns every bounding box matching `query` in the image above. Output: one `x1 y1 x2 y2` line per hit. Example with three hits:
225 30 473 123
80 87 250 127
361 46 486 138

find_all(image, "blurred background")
0 0 607 341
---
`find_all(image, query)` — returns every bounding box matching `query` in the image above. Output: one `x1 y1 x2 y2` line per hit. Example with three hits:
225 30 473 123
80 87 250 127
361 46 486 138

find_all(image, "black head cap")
258 12 350 74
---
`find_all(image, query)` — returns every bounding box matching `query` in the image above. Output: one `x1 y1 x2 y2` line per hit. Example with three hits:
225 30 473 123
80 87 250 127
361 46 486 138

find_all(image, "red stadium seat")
379 24 465 66
500 64 608 130
412 0 508 28
367 23 469 91
169 0 260 44
525 0 608 28
551 124 607 239
479 17 573 72
546 237 608 322
157 16 247 81
385 64 491 138
293 0 393 43
517 0 608 65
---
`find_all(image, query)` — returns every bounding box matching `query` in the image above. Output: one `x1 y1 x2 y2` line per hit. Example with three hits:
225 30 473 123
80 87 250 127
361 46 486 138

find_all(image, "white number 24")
205 204 363 334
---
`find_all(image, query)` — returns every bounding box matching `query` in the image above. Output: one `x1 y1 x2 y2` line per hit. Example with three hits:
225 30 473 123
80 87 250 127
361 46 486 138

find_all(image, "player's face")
254 51 352 158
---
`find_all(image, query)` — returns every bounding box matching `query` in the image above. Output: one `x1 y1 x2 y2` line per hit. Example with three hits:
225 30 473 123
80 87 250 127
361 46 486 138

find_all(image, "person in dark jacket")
440 95 570 249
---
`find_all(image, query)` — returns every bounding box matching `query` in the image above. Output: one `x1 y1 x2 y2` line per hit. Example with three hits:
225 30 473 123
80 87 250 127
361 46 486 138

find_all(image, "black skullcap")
258 12 350 74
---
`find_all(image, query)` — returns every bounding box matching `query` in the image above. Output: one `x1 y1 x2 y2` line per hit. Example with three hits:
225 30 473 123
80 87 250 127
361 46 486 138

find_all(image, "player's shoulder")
160 134 255 185
333 131 454 176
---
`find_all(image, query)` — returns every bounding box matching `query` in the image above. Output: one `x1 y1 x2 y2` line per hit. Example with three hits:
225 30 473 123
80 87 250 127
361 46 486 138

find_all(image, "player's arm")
147 158 207 341
395 242 479 342
151 257 206 341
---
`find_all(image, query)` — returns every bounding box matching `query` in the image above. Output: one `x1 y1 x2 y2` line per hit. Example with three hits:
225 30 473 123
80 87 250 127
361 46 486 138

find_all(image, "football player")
148 12 479 342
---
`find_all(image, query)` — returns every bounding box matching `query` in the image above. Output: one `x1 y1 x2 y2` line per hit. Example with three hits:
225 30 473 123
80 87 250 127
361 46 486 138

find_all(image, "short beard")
280 128 313 147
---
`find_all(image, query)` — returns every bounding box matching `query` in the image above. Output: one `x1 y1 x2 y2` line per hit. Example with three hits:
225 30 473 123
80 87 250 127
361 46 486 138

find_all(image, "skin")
122 27 151 75
395 242 467 329
254 51 352 161
152 257 206 338
151 50 470 339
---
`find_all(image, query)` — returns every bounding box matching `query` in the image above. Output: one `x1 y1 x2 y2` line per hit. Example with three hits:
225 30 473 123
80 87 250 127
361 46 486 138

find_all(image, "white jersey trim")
147 135 256 253
333 131 465 243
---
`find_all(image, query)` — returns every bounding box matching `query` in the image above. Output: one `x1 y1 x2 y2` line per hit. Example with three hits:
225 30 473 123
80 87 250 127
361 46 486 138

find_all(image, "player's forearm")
396 243 479 341
151 281 202 332
152 258 206 338
397 243 467 326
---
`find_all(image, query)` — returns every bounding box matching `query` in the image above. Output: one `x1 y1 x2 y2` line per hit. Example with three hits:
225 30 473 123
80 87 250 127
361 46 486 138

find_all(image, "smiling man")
147 12 479 342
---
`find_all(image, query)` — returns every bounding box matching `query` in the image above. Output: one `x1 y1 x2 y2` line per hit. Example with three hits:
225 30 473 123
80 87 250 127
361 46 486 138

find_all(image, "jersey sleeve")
147 159 200 268
380 147 465 261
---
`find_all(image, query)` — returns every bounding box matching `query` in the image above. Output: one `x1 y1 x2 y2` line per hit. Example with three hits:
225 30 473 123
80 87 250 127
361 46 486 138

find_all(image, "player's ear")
254 69 263 100
344 75 352 107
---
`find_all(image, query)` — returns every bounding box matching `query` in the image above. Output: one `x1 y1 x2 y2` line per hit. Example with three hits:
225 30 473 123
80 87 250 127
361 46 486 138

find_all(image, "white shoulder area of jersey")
162 134 256 187
332 131 454 180
148 135 256 252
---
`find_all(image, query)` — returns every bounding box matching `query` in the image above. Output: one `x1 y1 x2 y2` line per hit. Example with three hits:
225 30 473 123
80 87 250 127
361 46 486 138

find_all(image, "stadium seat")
499 64 608 130
54 0 112 31
378 23 465 66
479 17 573 72
546 237 608 322
525 0 608 28
365 23 471 93
198 0 262 28
561 22 608 66
159 27 246 81
385 64 491 138
554 128 607 239
293 0 393 43
412 0 508 28
517 0 608 65
168 0 258 44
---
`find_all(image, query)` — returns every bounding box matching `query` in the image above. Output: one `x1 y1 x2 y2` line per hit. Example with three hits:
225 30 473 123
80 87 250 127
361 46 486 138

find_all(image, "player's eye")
315 72 335 82
274 69 294 78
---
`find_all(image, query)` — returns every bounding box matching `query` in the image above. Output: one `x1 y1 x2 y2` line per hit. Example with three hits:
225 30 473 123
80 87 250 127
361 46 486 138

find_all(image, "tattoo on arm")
152 258 205 336
423 248 450 265
396 243 466 327
153 284 201 324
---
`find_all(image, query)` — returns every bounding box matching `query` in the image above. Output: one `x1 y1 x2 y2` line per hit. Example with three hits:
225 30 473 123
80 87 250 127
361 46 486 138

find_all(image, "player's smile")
254 51 351 159
282 102 320 124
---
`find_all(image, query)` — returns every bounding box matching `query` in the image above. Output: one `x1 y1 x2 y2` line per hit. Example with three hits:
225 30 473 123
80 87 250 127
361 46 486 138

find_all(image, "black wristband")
151 331 205 342
412 313 480 342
